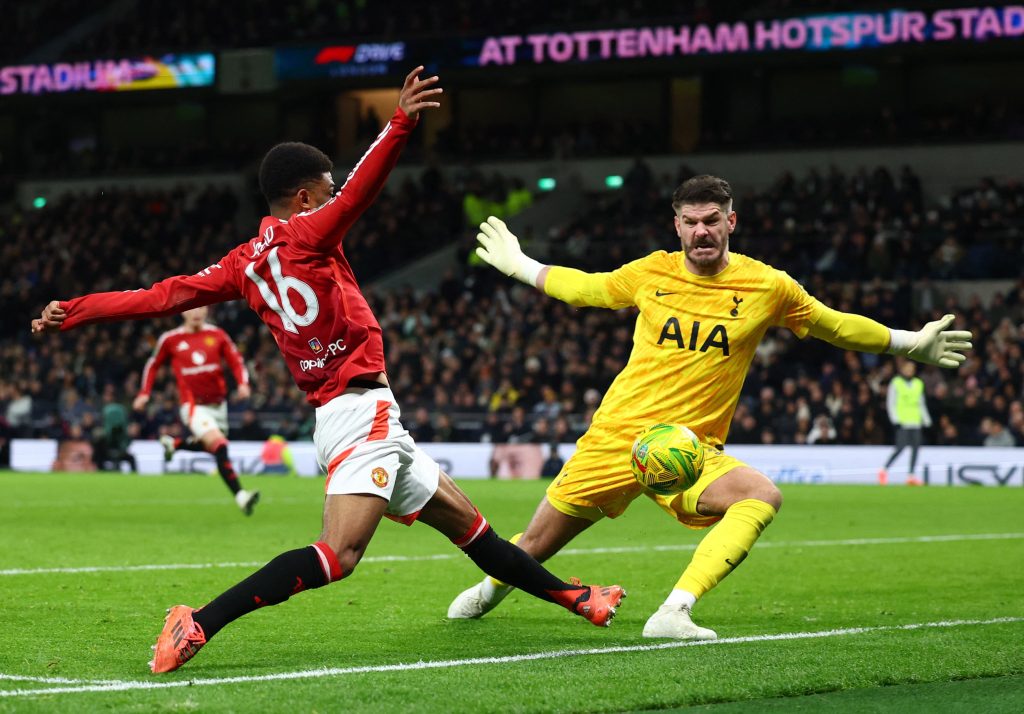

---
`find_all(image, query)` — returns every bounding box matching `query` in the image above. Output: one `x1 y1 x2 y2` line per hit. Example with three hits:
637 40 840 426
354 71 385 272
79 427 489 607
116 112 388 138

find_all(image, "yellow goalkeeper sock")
675 498 777 600
487 532 523 587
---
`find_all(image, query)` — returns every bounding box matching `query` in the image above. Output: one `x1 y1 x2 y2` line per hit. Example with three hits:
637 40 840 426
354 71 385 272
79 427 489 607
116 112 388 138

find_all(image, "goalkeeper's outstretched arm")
475 216 625 308
807 305 973 369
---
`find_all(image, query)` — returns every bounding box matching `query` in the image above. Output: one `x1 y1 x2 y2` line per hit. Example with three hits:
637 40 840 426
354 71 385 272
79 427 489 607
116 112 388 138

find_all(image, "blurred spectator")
0 416 10 468
409 407 435 443
433 413 460 442
981 417 1017 448
5 384 32 435
502 406 533 443
235 410 268 442
806 415 837 445
260 436 298 477
94 389 137 472
541 444 565 478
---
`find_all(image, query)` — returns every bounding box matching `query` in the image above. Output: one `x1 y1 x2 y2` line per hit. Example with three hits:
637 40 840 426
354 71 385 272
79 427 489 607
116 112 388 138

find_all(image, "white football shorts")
315 387 440 524
180 402 228 439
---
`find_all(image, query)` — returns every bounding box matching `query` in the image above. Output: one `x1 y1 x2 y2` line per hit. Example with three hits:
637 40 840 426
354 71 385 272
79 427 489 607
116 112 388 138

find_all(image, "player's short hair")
258 142 333 204
671 175 733 213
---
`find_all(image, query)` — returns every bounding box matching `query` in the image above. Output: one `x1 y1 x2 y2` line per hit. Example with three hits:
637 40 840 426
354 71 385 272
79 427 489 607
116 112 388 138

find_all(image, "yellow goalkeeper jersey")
574 250 824 450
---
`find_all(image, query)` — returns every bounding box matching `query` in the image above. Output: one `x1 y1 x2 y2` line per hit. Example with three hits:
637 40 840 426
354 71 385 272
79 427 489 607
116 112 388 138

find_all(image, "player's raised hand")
398 66 442 119
903 314 973 369
30 300 66 334
475 216 545 286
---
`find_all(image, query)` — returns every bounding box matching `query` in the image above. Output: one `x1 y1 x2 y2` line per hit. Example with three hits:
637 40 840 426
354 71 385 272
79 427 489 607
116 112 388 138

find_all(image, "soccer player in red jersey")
32 67 625 674
134 306 260 515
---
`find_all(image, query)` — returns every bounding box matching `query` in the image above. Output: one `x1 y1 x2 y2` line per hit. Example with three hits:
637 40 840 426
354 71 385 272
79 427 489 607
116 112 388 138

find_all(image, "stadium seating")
3 165 1022 462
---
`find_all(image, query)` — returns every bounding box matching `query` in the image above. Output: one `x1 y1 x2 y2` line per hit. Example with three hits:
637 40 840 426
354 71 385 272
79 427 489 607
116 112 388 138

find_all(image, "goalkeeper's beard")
683 235 727 268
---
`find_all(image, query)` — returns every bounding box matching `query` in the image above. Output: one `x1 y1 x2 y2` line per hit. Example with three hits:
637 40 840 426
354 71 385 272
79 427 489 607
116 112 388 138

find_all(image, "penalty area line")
1 532 1023 576
0 617 1021 698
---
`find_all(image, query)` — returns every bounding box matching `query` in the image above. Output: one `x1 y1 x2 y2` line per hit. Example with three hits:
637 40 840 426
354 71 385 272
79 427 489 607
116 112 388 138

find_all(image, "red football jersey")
140 324 248 406
59 107 417 407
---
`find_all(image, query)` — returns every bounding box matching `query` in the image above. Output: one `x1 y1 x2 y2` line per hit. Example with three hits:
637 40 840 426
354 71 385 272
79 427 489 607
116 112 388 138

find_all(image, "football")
630 423 706 495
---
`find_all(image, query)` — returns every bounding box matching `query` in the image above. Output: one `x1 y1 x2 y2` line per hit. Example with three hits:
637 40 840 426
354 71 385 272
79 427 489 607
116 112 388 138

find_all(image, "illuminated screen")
0 53 215 96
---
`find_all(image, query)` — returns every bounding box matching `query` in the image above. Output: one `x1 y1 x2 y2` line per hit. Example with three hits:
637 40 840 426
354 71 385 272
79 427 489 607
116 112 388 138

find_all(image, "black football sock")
193 542 341 639
453 512 587 607
210 440 242 495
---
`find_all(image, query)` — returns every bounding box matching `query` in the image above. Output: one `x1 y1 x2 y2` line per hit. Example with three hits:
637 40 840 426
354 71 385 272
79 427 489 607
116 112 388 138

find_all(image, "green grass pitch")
1 470 1022 712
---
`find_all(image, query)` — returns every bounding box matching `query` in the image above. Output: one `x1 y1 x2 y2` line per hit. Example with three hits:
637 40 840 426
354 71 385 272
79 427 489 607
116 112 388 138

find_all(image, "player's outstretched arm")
31 262 240 334
475 216 629 309
807 307 972 369
295 66 442 247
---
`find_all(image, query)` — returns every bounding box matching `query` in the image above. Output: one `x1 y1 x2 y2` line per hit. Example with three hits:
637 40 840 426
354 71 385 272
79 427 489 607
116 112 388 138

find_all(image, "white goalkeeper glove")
888 314 973 369
475 216 545 286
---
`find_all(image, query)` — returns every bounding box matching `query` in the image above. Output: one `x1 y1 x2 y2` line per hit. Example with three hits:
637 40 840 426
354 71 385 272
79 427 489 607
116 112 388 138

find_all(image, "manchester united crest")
371 467 389 488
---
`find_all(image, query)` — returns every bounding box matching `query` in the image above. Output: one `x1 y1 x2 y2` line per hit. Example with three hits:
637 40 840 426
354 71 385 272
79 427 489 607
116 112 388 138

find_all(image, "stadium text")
477 6 1024 65
0 54 215 95
926 463 1024 486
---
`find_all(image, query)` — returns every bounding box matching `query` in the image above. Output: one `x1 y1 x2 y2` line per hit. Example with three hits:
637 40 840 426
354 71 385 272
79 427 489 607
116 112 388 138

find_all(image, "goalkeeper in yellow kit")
448 175 973 639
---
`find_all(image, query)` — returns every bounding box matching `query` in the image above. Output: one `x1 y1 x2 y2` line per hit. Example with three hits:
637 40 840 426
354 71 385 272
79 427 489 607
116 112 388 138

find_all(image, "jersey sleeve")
138 334 172 397
221 330 249 387
806 303 891 353
604 253 663 306
59 255 241 331
544 253 659 309
289 107 418 252
772 269 825 338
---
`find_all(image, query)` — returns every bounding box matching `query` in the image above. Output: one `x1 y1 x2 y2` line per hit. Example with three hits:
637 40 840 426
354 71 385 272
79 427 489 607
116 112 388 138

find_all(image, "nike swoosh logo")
655 290 676 297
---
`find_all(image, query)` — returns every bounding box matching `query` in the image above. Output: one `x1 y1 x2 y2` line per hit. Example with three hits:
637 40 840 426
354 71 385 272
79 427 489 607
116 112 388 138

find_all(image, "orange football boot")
560 578 626 627
150 605 207 674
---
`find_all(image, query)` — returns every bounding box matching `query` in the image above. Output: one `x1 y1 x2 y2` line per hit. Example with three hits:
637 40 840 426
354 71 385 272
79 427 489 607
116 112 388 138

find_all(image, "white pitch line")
1 532 1022 577
0 674 120 685
0 617 1020 699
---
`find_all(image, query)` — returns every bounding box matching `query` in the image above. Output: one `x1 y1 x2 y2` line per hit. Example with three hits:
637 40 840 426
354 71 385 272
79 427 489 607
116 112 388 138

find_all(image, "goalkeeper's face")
674 201 736 272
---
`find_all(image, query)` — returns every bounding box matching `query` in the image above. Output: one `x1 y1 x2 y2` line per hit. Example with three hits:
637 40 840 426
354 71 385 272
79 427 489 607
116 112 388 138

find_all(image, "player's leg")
421 474 619 624
161 404 205 461
161 435 204 455
447 440 643 622
880 428 908 485
645 450 779 640
151 493 385 673
447 495 596 619
191 402 258 514
905 428 923 485
419 472 622 626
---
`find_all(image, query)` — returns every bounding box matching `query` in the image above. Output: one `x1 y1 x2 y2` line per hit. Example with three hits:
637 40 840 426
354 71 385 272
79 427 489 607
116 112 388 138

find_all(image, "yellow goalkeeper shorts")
546 435 747 530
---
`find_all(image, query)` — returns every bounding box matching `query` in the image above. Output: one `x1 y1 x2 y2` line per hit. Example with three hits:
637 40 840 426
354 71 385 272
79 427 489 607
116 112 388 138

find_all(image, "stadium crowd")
2 164 1023 468
9 102 1023 185
58 1 872 59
